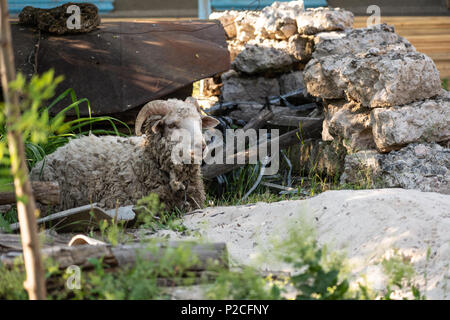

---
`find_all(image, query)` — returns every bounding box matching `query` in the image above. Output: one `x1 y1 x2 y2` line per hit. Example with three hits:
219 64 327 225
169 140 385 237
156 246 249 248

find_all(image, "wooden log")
202 118 323 179
0 181 60 205
0 233 69 254
0 241 229 272
242 106 274 131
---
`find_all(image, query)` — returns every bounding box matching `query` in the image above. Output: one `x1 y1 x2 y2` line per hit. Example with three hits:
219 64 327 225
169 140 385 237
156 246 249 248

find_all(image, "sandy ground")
154 188 450 299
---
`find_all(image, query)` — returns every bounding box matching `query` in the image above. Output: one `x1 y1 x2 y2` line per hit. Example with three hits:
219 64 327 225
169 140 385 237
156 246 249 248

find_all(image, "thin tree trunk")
0 0 46 300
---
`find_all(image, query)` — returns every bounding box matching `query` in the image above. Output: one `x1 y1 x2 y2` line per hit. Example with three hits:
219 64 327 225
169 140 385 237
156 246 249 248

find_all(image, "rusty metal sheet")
11 20 230 116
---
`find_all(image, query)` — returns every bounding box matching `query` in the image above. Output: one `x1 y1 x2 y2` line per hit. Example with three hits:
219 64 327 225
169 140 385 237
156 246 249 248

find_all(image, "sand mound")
155 188 450 299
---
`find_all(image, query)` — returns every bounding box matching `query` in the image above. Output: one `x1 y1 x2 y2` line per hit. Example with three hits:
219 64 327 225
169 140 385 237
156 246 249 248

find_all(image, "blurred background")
6 1 448 17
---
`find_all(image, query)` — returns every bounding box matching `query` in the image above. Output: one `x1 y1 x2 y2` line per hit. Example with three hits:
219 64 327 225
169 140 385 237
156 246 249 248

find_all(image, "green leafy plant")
381 251 424 300
0 70 64 188
134 193 187 232
271 223 351 300
0 70 131 177
71 240 200 300
206 267 282 300
0 260 28 300
0 70 130 227
98 219 128 247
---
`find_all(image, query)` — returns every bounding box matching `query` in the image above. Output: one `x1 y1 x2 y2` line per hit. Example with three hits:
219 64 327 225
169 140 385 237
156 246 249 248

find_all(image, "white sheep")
30 98 219 213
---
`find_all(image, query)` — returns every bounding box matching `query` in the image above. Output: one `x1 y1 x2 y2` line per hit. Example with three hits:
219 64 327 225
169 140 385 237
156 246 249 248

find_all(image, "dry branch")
0 181 60 205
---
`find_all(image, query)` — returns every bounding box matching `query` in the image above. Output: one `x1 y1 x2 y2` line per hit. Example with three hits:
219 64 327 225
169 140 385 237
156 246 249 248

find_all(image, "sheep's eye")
167 123 177 129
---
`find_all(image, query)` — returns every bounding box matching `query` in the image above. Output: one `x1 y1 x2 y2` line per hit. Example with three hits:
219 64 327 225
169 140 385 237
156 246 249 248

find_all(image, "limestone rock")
227 39 245 62
235 11 260 43
313 24 415 59
344 51 442 108
254 1 305 40
288 34 314 62
210 10 239 39
303 55 349 99
279 71 305 95
323 100 375 153
304 51 442 107
296 7 354 35
221 70 280 103
371 92 450 152
291 139 347 177
341 143 450 194
232 41 296 75
340 150 384 187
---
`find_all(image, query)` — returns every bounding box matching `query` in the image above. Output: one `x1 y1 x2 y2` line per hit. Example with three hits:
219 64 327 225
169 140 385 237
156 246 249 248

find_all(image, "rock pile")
206 1 449 194
205 2 354 105
309 26 448 193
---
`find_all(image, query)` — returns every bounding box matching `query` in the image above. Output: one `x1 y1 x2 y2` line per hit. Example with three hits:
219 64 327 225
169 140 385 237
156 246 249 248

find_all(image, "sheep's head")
135 97 219 163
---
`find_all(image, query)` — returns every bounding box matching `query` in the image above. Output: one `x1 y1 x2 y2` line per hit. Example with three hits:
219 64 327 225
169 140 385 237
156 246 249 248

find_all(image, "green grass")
133 193 188 233
442 78 449 91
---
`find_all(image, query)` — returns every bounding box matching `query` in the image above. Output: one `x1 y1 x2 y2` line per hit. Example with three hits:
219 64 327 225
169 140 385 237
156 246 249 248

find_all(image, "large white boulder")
220 70 280 103
296 7 354 35
323 100 375 153
312 24 415 59
254 1 305 40
232 41 296 74
371 91 450 152
341 143 450 195
288 34 314 62
304 51 442 107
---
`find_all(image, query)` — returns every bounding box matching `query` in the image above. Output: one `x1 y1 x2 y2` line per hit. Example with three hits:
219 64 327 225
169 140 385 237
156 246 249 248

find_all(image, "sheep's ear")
201 116 220 128
151 119 164 133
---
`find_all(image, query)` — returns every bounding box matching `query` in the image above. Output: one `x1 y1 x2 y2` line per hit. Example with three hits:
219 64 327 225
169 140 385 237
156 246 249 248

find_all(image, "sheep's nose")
202 141 206 151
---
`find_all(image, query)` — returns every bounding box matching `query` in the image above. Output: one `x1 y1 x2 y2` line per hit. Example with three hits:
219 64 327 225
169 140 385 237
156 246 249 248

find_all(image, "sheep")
30 97 219 213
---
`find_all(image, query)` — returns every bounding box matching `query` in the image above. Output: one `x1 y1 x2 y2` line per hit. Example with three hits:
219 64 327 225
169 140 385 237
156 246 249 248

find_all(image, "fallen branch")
0 181 60 205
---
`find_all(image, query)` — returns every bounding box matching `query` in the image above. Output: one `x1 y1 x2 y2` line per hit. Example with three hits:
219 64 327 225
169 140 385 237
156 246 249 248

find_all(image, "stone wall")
203 3 354 105
205 1 449 194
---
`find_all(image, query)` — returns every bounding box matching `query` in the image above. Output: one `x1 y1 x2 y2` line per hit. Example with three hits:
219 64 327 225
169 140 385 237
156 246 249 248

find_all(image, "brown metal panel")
11 20 230 116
